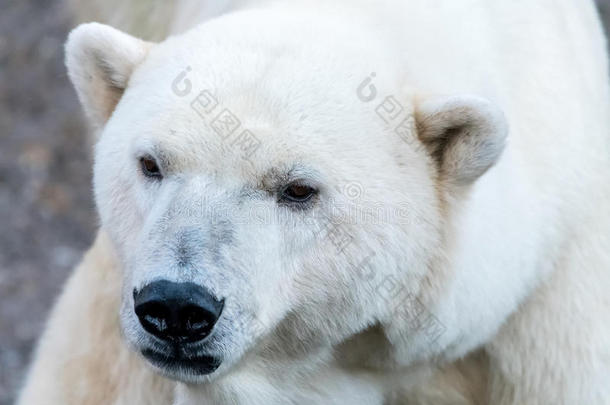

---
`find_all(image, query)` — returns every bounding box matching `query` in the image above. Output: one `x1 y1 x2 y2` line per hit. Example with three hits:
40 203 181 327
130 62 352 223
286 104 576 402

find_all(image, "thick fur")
18 1 610 404
16 233 174 405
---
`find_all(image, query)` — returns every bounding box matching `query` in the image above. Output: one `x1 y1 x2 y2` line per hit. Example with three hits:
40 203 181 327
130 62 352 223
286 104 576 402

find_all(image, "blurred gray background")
1 1 610 404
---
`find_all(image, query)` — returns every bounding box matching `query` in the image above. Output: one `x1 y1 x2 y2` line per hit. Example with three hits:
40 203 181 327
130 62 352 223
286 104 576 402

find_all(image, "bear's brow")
260 163 322 191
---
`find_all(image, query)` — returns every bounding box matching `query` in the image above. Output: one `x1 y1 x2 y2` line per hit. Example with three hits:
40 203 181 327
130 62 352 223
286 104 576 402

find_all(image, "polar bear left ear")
415 95 508 186
65 23 153 128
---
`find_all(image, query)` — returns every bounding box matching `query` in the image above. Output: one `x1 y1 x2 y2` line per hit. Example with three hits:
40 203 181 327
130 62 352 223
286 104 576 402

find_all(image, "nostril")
180 305 214 335
136 301 171 334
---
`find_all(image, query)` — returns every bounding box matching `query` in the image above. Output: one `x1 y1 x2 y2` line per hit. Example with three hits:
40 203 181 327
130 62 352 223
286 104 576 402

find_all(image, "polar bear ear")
65 23 153 128
415 95 508 186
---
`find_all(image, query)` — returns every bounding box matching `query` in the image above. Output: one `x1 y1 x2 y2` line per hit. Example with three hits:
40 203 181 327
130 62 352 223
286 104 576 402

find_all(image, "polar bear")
17 0 610 404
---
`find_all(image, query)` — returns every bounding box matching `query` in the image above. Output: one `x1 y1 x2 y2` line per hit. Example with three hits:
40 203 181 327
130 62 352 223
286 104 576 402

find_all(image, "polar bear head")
65 11 506 383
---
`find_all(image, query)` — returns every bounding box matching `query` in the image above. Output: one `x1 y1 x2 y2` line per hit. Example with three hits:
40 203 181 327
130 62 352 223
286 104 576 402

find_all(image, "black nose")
134 280 224 343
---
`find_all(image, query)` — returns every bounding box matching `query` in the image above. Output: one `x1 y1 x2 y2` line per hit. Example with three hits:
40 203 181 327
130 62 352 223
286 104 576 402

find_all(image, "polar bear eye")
139 156 162 179
280 183 318 204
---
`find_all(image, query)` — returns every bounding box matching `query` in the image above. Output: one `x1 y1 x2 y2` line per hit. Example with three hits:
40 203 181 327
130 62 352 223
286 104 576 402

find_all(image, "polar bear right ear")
65 23 153 128
415 95 508 187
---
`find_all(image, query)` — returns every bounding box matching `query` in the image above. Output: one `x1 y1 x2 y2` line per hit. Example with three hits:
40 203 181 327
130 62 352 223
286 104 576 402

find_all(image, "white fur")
18 1 610 404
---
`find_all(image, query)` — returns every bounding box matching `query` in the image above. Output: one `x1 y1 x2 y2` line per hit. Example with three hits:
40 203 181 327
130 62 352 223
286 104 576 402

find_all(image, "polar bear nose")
134 280 224 343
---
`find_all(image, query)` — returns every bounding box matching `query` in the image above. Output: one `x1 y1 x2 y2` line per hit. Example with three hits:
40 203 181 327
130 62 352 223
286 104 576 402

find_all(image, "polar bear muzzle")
133 280 224 343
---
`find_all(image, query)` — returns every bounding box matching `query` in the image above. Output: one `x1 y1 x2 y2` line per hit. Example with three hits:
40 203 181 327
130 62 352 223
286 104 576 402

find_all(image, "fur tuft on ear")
65 23 152 128
416 95 508 187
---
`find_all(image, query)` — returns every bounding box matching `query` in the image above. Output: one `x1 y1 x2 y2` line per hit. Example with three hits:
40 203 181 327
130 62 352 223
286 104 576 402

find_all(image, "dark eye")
280 183 318 204
139 156 162 179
